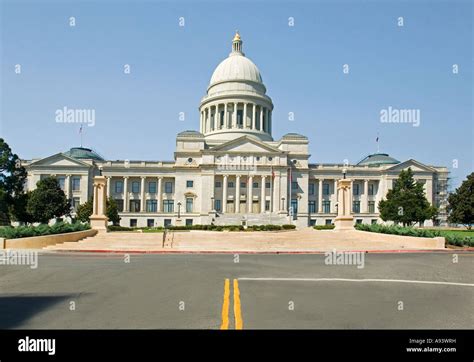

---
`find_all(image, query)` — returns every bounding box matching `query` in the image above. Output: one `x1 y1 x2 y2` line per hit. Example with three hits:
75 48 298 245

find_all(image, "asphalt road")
0 252 473 329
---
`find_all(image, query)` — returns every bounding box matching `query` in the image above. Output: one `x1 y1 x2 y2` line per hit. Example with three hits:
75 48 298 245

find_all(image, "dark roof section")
64 147 105 161
177 130 204 138
357 153 400 167
281 133 308 140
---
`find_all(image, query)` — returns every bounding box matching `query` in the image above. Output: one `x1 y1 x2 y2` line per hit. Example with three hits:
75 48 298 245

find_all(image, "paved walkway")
44 228 446 253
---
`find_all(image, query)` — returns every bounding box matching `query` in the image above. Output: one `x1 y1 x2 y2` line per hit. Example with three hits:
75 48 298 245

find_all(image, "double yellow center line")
220 278 243 330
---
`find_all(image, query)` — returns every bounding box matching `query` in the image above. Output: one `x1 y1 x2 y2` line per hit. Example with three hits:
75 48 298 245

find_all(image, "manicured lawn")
425 229 474 238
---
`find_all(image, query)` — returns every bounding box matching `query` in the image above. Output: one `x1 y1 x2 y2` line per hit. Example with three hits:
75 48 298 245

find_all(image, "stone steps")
213 213 289 226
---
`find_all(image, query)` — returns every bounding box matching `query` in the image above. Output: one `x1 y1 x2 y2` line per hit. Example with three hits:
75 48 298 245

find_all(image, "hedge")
0 222 91 239
354 224 474 247
108 224 296 232
314 225 335 230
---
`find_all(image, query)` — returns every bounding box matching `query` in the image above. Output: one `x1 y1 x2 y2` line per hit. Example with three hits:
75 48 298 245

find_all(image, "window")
130 219 137 227
353 184 360 196
356 219 363 224
322 200 331 213
308 200 316 214
72 177 81 191
146 200 157 212
132 181 140 193
368 183 375 196
163 200 174 213
147 219 154 227
186 180 193 188
371 219 378 225
325 219 332 225
353 201 360 213
292 181 298 190
309 183 315 195
228 182 234 188
266 182 271 189
215 199 221 212
58 177 65 191
240 182 246 188
72 197 80 211
253 182 259 188
115 180 123 193
323 183 330 195
185 219 193 226
165 182 173 193
265 200 270 211
237 110 243 127
215 181 221 188
130 200 140 212
164 219 172 227
368 201 375 213
115 199 124 212
290 199 298 214
186 198 193 213
148 182 157 193
309 219 316 226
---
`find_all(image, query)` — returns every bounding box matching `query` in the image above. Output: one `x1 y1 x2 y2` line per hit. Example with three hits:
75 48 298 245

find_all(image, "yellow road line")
220 278 230 330
233 279 243 330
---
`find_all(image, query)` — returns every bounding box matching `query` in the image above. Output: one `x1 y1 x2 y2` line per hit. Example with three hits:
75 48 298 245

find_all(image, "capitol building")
23 33 449 228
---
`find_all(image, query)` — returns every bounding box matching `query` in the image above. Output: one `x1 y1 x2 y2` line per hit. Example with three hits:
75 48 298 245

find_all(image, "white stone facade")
22 33 449 228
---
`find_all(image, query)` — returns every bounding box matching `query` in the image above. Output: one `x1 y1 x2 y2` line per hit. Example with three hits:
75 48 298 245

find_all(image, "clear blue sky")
1 0 472 188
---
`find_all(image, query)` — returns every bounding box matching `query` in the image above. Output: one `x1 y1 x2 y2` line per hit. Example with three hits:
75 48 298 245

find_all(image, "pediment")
211 136 281 154
28 153 91 168
386 159 436 173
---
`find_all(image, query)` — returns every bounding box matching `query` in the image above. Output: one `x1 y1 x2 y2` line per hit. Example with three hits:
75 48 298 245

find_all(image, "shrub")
313 225 335 230
282 224 296 230
108 225 134 232
0 222 90 239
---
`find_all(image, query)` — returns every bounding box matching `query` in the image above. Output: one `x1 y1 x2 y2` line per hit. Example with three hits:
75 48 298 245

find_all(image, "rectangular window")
115 199 124 212
186 198 193 213
265 200 270 211
308 200 316 214
323 183 330 195
237 110 243 127
353 201 360 213
163 200 174 213
371 219 378 225
148 182 157 193
356 219 363 224
309 219 316 226
186 219 193 226
368 201 375 213
292 181 298 190
165 182 173 194
253 182 259 188
115 180 123 193
146 200 157 212
215 199 221 212
353 184 360 196
325 219 332 225
290 199 298 214
147 219 154 227
72 197 80 211
265 182 271 189
322 200 331 213
186 180 193 188
309 183 315 195
58 177 65 191
130 200 140 212
228 181 234 188
215 181 221 188
240 182 246 188
72 177 81 191
164 219 172 228
131 181 140 193
368 183 375 196
130 219 137 227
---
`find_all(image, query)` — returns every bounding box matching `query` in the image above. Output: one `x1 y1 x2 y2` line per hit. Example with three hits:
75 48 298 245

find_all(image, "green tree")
26 177 71 224
9 191 34 225
447 172 474 229
0 139 27 225
378 168 432 227
75 197 120 225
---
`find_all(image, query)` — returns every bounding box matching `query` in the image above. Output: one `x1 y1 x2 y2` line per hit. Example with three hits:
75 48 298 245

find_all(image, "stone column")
224 103 228 128
243 103 247 128
261 175 266 213
273 173 280 212
222 175 228 213
334 179 354 230
233 102 237 128
318 179 323 213
235 175 241 213
157 177 163 212
65 174 71 199
140 176 146 212
265 108 269 132
123 176 129 212
252 104 256 130
106 176 111 198
90 176 109 232
247 175 253 213
362 179 369 213
332 179 338 213
259 107 264 131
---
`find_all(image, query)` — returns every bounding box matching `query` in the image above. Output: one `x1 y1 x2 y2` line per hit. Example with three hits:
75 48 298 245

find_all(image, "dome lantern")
231 31 243 55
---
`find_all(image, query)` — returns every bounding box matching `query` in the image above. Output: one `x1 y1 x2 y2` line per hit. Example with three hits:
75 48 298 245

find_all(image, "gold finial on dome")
233 31 241 42
231 30 243 54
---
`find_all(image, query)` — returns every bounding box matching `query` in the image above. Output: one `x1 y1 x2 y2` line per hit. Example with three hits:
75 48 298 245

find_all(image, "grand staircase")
213 213 290 226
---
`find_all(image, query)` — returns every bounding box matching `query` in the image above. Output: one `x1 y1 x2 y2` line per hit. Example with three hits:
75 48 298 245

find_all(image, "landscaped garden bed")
0 222 90 239
108 224 296 232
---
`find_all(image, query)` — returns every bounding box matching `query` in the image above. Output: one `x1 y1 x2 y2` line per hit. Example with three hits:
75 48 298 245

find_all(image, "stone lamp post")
334 169 354 230
90 176 109 232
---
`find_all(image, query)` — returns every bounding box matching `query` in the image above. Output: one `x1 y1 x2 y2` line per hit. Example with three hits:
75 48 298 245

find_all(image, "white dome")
210 54 262 86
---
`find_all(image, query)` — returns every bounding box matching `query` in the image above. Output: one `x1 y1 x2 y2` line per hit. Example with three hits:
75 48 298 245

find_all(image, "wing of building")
22 33 449 228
